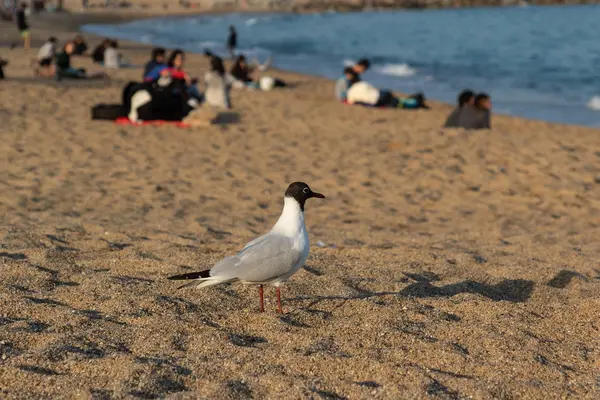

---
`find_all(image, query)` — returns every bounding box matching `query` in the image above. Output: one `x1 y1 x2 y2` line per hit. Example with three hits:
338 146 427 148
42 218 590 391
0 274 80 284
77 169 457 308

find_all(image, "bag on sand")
91 104 127 120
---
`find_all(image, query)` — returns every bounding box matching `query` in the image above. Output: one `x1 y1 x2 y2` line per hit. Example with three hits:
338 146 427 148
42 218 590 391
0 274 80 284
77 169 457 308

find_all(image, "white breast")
271 196 310 280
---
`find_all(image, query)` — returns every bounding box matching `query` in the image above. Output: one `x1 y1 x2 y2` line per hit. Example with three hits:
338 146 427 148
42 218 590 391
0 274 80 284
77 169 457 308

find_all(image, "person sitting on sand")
230 54 256 87
73 35 88 56
230 54 280 90
444 89 475 128
55 41 107 80
103 40 132 69
335 58 370 101
35 36 57 77
91 39 110 64
127 76 195 123
143 47 166 79
456 92 491 130
145 49 202 101
204 56 232 110
345 69 428 109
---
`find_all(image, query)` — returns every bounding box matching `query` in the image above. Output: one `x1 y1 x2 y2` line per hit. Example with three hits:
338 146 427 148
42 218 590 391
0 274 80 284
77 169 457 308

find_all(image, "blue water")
83 5 600 127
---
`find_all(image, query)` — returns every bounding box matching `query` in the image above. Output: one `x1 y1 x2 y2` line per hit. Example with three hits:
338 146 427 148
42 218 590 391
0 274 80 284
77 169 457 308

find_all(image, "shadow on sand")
289 271 534 306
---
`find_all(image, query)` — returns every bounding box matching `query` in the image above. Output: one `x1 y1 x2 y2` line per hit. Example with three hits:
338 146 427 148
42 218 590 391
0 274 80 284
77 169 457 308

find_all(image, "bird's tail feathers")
168 269 210 281
177 277 234 290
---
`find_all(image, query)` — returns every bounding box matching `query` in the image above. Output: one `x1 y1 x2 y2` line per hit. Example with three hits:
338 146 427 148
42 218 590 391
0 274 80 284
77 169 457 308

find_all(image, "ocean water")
83 5 600 127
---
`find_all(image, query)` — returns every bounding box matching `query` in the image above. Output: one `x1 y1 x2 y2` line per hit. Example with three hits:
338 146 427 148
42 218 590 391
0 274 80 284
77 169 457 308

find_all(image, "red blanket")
115 117 190 128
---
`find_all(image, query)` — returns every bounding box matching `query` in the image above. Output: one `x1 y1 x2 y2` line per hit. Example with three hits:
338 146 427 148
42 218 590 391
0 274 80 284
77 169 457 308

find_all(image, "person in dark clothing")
455 92 492 130
127 79 194 122
444 89 475 128
91 39 110 63
56 42 107 80
16 3 30 50
354 58 370 74
55 42 84 79
227 25 237 59
73 35 88 56
143 47 166 79
474 93 492 129
231 54 253 84
0 58 7 80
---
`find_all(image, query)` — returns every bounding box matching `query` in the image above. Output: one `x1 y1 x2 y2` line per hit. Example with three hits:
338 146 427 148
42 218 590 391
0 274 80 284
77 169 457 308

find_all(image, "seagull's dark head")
285 182 325 211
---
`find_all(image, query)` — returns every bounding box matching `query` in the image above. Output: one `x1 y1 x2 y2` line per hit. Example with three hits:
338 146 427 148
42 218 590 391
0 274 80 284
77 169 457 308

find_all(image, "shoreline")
75 9 600 129
4 8 600 128
35 0 600 14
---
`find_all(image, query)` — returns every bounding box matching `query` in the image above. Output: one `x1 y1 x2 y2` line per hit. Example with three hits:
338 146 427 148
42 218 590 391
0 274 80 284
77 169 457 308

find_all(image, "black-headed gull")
168 182 325 313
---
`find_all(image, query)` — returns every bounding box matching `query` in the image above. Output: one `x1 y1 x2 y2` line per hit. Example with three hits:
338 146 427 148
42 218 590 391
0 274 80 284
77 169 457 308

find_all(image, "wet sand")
0 11 599 400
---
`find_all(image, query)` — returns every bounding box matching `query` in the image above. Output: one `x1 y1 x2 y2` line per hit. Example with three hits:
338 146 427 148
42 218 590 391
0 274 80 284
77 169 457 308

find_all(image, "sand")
1 11 599 400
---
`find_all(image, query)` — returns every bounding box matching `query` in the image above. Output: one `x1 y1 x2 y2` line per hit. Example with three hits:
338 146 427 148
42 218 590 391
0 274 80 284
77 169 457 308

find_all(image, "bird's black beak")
311 191 325 199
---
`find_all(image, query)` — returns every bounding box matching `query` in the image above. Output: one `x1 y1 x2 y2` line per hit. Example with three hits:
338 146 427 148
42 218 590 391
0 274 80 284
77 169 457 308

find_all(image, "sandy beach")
1 10 600 399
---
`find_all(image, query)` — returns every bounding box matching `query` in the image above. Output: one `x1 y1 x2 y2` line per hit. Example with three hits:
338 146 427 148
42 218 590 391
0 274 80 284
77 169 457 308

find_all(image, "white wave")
343 59 355 67
245 18 258 26
375 63 417 77
586 96 600 111
139 35 153 44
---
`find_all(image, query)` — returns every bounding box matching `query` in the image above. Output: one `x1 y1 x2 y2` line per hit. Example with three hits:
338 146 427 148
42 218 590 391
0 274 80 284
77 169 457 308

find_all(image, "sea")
82 5 600 127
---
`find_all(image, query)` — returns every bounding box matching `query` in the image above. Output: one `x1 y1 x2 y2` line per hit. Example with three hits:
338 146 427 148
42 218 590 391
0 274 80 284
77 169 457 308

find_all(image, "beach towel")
91 104 127 120
115 117 190 128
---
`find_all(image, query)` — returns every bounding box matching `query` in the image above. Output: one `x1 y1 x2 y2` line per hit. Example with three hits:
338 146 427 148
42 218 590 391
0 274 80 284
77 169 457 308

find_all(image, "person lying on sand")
144 49 202 101
143 47 166 79
444 89 475 128
55 42 108 80
335 58 370 101
455 93 492 130
204 56 232 109
35 36 57 77
345 69 428 109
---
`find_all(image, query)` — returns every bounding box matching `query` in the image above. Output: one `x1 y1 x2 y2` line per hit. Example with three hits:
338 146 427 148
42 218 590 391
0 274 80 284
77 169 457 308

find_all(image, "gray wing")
210 233 301 283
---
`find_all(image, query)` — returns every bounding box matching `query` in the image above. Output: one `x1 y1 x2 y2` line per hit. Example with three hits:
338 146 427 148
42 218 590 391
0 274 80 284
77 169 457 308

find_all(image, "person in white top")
103 40 120 69
345 69 428 109
35 36 57 77
204 56 232 109
346 81 381 106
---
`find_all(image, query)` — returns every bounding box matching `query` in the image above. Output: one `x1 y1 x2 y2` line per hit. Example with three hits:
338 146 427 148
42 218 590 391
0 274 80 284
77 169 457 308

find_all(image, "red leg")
259 285 264 313
276 287 283 314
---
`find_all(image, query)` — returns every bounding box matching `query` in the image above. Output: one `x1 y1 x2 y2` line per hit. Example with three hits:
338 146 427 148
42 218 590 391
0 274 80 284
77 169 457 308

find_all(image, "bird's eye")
302 187 309 194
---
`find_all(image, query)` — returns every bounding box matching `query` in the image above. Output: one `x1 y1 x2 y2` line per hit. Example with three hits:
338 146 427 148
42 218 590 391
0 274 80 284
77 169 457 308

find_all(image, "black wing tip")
168 270 210 280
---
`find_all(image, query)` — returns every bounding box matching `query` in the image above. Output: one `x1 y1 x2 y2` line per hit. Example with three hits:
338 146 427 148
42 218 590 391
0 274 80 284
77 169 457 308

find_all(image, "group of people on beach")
335 58 493 129
34 34 108 79
3 13 493 129
120 43 286 123
444 90 492 130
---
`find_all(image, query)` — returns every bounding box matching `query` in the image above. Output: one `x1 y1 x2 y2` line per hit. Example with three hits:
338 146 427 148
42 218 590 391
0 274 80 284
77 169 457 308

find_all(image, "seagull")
168 182 325 313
